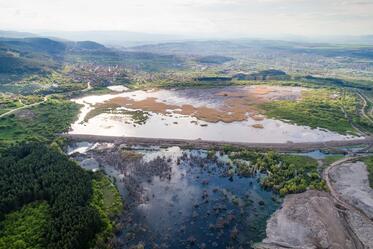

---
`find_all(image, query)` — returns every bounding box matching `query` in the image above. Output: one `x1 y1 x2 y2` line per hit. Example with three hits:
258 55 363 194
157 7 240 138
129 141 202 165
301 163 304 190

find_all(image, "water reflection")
69 87 357 143
70 144 281 249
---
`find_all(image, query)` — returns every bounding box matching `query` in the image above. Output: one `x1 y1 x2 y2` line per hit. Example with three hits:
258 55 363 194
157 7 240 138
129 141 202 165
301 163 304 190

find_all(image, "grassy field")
0 94 44 115
322 155 345 167
0 96 23 115
0 202 50 249
0 98 80 151
261 89 373 135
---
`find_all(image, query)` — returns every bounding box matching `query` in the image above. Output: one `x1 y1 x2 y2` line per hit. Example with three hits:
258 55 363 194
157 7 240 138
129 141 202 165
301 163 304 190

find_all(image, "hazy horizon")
1 0 373 38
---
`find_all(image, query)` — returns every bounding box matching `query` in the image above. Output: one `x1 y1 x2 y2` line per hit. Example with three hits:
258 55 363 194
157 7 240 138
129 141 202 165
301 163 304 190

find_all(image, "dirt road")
323 156 373 248
63 133 373 152
0 96 48 118
324 156 373 220
357 91 373 124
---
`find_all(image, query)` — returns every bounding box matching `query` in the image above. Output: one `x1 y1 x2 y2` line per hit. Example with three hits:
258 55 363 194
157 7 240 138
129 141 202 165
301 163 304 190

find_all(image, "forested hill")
0 37 107 75
0 143 102 249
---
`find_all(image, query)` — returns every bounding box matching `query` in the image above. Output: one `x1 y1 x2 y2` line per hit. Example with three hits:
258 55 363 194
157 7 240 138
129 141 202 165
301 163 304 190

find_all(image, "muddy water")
69 86 357 143
69 143 280 249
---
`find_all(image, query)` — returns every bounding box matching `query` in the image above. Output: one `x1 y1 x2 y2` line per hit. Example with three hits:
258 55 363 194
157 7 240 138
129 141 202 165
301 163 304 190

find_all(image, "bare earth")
257 160 373 249
255 190 356 249
92 85 304 123
328 161 373 248
329 161 373 219
64 134 373 152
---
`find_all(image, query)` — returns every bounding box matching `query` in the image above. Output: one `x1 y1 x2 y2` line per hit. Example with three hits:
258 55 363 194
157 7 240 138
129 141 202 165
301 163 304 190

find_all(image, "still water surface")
69 144 280 248
69 87 357 143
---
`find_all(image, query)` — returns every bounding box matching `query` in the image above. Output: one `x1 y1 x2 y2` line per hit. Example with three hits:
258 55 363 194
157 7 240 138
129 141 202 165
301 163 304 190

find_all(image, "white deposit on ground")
107 85 129 92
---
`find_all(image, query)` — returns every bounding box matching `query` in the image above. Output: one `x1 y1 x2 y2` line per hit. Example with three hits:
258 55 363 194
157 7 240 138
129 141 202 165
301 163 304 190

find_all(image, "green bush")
230 151 326 196
261 89 373 135
0 202 49 249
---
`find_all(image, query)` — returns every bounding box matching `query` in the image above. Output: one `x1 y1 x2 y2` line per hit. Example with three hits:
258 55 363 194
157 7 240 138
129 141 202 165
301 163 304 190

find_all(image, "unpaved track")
357 91 373 124
323 157 373 220
0 82 90 119
323 157 373 248
0 96 47 118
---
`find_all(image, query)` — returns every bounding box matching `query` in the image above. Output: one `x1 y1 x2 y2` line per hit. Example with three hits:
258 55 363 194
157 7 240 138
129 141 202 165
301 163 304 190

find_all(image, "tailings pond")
68 142 281 249
69 86 358 143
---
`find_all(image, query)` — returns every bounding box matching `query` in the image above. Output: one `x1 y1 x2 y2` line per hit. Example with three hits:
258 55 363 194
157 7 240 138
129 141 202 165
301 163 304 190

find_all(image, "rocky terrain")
257 159 373 249
255 190 356 249
329 161 373 219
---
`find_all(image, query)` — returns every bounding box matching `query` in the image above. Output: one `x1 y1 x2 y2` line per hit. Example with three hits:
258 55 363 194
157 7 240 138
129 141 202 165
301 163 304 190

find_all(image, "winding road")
356 91 373 124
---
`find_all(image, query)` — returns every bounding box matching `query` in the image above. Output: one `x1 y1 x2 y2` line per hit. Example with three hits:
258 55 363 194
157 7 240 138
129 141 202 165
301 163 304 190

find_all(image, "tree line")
0 143 103 249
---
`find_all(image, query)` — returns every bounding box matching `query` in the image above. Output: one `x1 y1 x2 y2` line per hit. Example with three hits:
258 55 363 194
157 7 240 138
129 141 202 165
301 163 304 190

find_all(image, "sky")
0 0 372 37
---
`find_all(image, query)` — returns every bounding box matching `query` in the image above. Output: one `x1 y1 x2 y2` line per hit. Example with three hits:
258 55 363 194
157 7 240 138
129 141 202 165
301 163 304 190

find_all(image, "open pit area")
329 161 373 219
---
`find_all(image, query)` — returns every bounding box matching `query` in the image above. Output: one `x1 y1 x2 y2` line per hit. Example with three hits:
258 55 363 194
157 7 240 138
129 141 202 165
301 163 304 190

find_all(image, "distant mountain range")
284 35 373 45
35 30 189 47
0 30 37 39
1 30 373 47
0 36 108 78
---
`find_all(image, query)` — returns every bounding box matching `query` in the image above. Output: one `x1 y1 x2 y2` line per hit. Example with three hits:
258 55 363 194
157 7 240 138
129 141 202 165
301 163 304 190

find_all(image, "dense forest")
0 143 103 249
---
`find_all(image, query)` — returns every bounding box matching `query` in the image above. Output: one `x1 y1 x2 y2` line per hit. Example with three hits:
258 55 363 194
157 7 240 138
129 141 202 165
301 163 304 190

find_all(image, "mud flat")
69 86 358 143
329 161 373 219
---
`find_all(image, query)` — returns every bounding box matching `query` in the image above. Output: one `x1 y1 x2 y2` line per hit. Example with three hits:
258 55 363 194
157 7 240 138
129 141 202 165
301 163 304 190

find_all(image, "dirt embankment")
257 160 373 249
63 134 373 153
327 161 373 248
255 190 358 249
329 161 373 219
